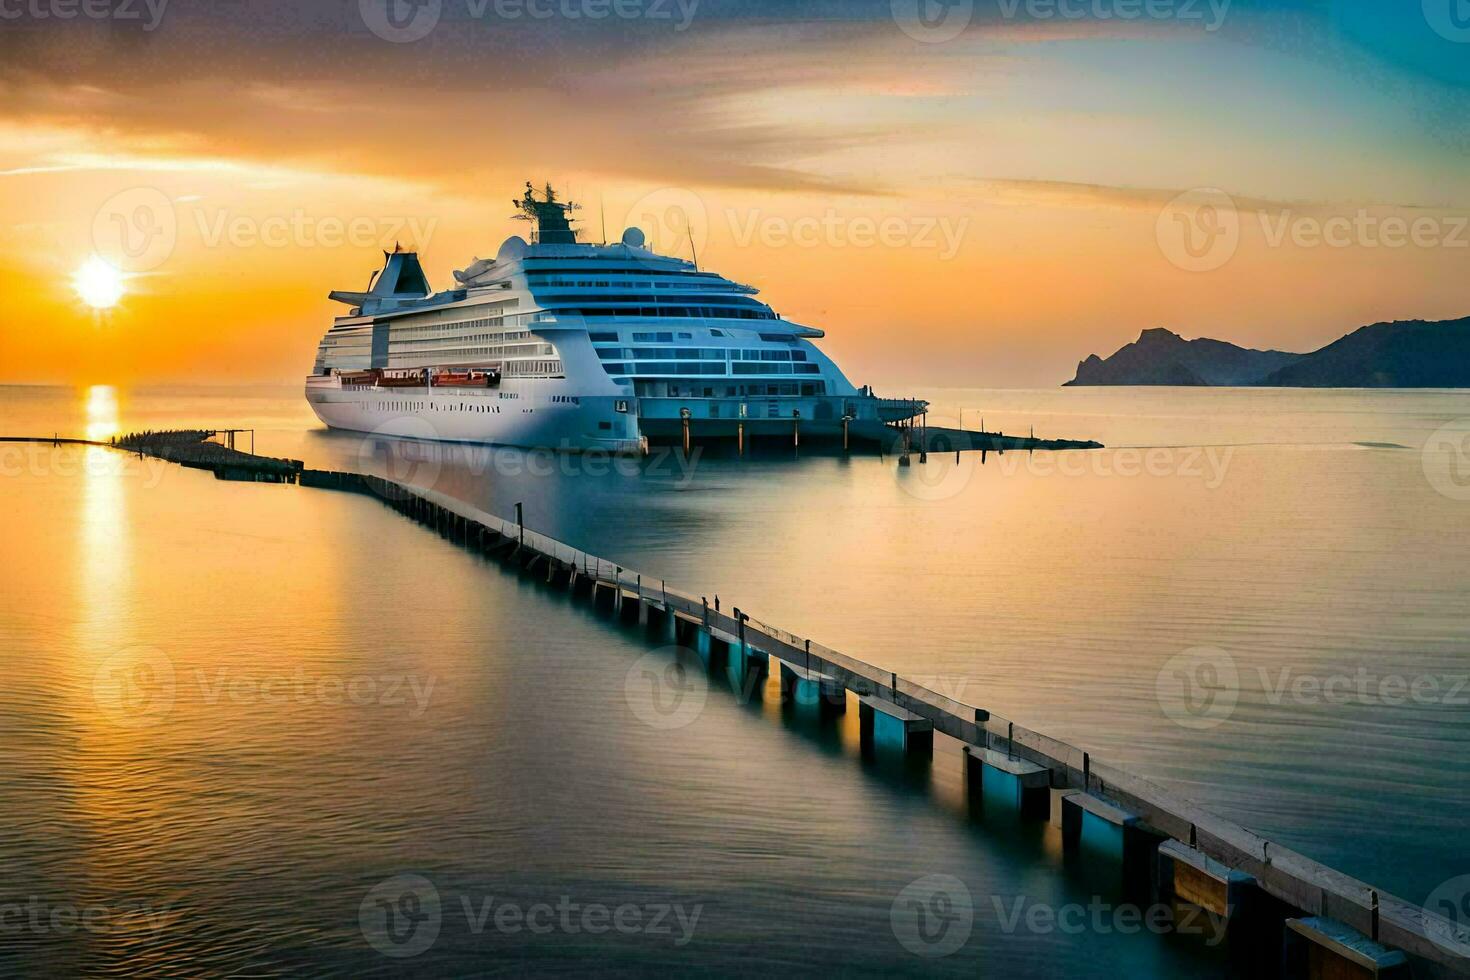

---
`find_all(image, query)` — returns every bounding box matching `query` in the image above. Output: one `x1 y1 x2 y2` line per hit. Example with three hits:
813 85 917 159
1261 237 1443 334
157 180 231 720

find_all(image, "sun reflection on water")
84 385 120 443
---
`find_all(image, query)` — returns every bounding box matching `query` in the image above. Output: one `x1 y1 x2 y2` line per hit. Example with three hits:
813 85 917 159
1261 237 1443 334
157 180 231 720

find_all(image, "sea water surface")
2 384 1468 977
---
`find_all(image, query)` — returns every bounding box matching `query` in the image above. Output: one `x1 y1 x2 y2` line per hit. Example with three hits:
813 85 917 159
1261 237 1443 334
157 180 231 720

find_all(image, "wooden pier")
113 430 302 482
15 432 1469 977
299 471 1463 977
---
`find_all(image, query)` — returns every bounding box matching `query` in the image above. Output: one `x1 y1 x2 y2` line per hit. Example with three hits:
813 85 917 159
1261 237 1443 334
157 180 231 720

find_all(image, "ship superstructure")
305 184 923 451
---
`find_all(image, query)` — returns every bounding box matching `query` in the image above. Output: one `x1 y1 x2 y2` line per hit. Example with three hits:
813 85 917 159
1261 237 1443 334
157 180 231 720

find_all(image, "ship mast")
511 181 581 244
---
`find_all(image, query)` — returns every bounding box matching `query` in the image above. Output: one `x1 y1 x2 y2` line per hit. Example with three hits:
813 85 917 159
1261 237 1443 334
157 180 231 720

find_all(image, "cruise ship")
306 184 925 452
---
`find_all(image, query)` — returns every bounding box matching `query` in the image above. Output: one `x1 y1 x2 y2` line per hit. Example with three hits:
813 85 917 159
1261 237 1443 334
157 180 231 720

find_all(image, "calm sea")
2 384 1468 977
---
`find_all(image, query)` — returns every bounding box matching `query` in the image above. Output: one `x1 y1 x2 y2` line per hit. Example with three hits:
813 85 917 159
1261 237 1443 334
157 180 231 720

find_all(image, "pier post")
777 660 847 714
1155 841 1258 948
964 746 1050 819
1060 793 1165 891
635 575 650 625
619 573 644 624
706 633 731 671
1281 917 1409 979
857 696 933 759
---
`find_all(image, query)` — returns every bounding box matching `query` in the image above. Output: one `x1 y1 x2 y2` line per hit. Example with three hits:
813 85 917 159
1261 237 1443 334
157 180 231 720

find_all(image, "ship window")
589 332 619 342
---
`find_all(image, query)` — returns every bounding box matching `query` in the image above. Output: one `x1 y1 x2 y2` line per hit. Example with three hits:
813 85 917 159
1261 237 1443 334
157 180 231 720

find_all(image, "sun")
73 255 125 310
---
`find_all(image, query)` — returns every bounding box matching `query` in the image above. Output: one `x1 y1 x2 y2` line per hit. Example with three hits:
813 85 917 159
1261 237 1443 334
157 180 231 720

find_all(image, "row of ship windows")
375 400 505 413
596 347 808 362
591 331 791 344
378 361 563 378
538 294 767 309
393 331 535 343
391 314 523 337
530 277 741 291
391 342 555 356
555 306 777 321
386 349 560 367
504 361 563 376
522 266 722 278
371 391 525 403
376 361 564 377
660 383 824 398
326 318 525 343
602 362 821 377
593 331 686 342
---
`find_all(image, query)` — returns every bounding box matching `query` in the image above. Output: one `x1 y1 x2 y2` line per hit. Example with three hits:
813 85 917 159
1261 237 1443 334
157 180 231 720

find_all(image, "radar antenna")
511 181 581 244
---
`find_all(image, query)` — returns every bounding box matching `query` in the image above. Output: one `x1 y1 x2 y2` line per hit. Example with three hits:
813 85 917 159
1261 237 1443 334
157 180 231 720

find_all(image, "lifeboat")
431 367 501 388
378 370 428 388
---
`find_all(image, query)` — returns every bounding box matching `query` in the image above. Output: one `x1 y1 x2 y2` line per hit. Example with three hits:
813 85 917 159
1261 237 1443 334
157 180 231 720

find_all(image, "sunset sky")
2 0 1468 388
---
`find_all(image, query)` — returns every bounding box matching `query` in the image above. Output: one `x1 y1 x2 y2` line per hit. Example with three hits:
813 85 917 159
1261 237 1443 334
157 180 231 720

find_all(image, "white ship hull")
306 188 918 455
305 377 642 453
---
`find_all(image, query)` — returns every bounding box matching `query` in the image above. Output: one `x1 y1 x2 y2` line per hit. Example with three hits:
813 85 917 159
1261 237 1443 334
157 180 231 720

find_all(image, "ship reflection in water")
0 384 1467 976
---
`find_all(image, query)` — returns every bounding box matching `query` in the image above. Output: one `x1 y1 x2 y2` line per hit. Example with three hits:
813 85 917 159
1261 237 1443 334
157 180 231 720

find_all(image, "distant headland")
1065 316 1470 388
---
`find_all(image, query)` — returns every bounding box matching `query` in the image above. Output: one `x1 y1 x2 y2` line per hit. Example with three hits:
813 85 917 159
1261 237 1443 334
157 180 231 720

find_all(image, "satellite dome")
621 227 646 249
497 236 529 261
